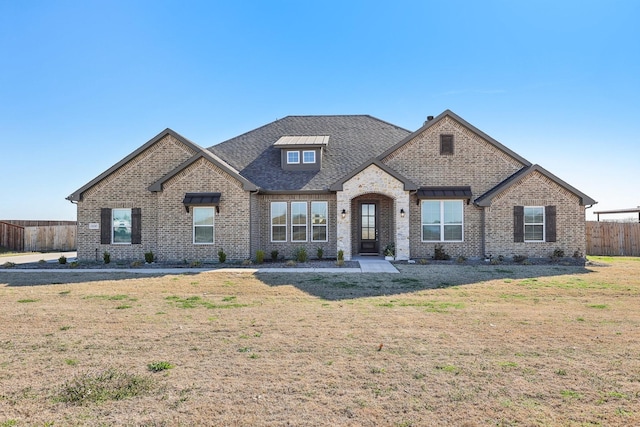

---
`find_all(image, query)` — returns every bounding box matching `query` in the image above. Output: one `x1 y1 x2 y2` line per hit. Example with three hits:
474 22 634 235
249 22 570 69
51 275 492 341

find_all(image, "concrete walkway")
1 255 398 274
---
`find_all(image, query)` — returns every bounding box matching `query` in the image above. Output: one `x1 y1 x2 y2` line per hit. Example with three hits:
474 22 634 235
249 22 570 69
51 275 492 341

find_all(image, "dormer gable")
274 135 329 171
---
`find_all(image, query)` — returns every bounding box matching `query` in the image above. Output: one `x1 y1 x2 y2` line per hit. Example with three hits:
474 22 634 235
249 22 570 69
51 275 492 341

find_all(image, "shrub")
144 251 154 264
2 262 16 269
285 260 297 267
218 249 227 263
256 250 265 264
294 247 308 263
384 243 395 257
337 249 344 262
513 255 527 263
58 255 67 265
418 258 429 265
70 261 80 268
552 248 565 259
190 260 202 268
271 250 279 261
103 251 111 264
456 256 466 264
242 259 253 266
317 247 324 259
434 244 450 260
130 260 143 267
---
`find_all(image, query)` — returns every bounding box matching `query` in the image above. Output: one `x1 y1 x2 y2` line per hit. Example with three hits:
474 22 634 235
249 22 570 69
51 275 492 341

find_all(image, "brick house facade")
68 110 596 262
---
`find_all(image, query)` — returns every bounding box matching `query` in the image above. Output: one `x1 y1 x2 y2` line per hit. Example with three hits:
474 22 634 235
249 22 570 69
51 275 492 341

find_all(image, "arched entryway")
351 193 394 256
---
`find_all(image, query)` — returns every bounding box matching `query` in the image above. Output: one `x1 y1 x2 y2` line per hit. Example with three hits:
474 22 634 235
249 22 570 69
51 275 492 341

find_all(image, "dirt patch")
0 258 639 426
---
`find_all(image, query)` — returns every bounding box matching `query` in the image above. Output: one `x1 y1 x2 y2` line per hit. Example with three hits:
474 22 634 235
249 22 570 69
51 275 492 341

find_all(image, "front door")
359 202 379 254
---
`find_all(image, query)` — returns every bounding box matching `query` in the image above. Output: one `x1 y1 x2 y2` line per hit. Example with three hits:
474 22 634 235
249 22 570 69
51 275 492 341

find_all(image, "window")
287 151 300 164
193 207 215 244
440 134 454 155
421 200 463 241
271 202 287 242
311 201 328 242
112 208 132 244
524 206 544 242
303 150 316 164
291 202 308 242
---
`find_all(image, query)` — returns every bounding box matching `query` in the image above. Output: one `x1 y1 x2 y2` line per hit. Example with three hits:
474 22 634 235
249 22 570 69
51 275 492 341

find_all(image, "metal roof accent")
274 135 329 146
417 186 472 200
182 192 221 205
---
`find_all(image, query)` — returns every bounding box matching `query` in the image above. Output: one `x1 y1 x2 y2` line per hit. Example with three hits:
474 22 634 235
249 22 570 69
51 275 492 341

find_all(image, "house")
67 110 596 262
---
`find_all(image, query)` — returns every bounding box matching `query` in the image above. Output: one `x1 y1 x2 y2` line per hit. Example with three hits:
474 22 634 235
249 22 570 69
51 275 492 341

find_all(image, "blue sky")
1 0 638 221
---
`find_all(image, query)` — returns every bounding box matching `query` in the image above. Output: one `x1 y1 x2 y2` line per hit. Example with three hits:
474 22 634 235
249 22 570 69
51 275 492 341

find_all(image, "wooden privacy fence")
0 220 76 252
586 221 640 256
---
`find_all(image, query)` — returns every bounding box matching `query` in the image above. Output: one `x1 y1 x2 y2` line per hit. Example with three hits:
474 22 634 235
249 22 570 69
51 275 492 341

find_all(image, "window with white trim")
524 206 545 242
311 201 328 242
112 208 132 244
193 207 215 244
421 200 463 242
303 150 316 164
271 202 287 242
286 151 300 164
291 202 308 242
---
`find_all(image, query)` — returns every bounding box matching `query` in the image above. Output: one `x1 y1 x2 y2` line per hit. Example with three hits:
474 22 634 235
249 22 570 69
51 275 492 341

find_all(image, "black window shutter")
101 208 111 244
545 205 557 242
513 206 524 242
131 208 142 244
440 135 454 155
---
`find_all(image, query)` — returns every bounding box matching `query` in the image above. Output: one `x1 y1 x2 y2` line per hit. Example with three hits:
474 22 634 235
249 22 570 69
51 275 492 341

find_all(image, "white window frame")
302 150 316 164
311 201 328 242
193 207 215 245
291 201 308 242
524 206 545 242
112 208 132 244
286 150 300 164
271 202 287 242
421 200 464 242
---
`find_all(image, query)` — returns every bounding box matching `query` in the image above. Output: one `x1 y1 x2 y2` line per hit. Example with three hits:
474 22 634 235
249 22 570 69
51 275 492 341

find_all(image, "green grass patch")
56 368 154 404
115 304 132 310
435 365 460 374
17 299 39 303
147 361 174 372
560 389 582 399
165 295 248 309
588 304 608 309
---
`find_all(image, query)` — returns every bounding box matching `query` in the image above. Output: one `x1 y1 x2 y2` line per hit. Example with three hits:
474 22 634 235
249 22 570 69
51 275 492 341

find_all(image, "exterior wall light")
400 208 405 218
341 209 346 219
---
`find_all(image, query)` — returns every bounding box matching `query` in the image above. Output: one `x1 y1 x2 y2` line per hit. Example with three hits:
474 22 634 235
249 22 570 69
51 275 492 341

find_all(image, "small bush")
256 250 265 264
70 261 80 268
552 248 565 259
573 249 583 258
218 249 227 263
513 255 527 263
317 247 324 259
130 260 143 267
271 250 279 261
144 251 155 264
57 368 154 404
242 259 253 266
337 249 344 262
294 247 308 263
103 251 111 264
147 361 174 373
336 259 345 267
285 260 297 267
2 262 16 269
190 260 202 268
456 256 467 264
418 258 429 265
434 245 450 260
58 255 67 265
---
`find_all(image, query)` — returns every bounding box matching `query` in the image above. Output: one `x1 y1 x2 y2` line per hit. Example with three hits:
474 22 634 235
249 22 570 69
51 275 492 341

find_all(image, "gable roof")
474 164 597 207
208 115 411 192
67 128 255 202
148 149 258 192
329 159 419 191
377 109 532 167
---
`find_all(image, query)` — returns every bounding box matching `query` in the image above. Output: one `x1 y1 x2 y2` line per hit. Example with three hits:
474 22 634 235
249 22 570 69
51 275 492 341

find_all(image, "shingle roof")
208 115 411 192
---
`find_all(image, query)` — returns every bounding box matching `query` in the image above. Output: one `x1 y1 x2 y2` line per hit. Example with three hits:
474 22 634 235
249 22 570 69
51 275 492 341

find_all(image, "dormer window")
275 135 329 171
287 151 300 164
303 150 316 164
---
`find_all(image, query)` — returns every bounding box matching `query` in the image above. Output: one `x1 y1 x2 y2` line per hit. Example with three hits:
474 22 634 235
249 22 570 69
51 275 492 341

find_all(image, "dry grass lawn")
1 257 639 426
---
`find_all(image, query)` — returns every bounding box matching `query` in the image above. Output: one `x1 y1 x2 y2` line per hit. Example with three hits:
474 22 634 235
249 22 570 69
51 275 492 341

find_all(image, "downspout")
479 206 486 258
